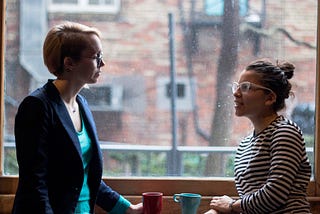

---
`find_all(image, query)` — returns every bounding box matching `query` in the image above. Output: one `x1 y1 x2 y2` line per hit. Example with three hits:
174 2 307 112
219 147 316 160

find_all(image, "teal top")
75 118 93 213
75 115 131 214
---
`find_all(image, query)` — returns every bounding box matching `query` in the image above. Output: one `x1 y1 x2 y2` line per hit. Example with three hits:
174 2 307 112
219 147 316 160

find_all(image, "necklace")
67 105 77 113
63 100 78 113
69 104 77 113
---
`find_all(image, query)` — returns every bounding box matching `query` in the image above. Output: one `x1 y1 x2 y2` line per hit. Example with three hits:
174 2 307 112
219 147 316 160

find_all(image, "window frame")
0 0 319 210
47 0 121 14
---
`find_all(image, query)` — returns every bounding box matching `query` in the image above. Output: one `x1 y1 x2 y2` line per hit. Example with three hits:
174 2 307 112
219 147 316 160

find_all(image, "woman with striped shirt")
205 59 311 214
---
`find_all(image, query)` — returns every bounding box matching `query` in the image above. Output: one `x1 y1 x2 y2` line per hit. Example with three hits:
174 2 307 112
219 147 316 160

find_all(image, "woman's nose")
100 59 106 68
233 88 241 97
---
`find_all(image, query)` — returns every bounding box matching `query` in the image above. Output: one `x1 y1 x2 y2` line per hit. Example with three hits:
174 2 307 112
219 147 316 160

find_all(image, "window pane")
53 0 77 3
205 0 248 16
89 0 99 5
4 0 317 177
48 0 120 13
89 0 115 5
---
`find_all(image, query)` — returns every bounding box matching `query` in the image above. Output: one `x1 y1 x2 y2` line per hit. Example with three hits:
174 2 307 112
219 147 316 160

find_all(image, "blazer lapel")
45 81 83 158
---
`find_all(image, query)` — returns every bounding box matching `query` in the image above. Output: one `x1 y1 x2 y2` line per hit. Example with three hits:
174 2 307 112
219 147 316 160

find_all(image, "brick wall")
5 0 317 147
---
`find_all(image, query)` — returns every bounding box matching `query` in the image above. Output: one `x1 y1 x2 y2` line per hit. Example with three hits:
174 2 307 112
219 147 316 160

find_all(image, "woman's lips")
234 100 242 107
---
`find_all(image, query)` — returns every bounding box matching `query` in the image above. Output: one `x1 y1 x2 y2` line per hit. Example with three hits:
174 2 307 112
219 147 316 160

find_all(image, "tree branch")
241 23 316 49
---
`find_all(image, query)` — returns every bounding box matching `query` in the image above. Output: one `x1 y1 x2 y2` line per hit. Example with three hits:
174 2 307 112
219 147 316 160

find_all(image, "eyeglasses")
82 52 104 68
232 81 274 94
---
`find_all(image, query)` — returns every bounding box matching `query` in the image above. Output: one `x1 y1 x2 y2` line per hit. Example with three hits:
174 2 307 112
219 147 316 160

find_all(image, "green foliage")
225 156 235 177
182 153 206 176
103 151 166 176
304 134 314 147
182 153 235 177
4 148 18 175
4 146 314 178
103 151 236 177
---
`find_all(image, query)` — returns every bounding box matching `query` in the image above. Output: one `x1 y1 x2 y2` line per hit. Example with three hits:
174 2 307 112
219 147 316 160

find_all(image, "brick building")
4 0 317 151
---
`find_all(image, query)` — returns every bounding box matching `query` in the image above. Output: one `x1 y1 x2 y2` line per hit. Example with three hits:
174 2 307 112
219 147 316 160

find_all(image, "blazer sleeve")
14 96 54 214
95 181 120 210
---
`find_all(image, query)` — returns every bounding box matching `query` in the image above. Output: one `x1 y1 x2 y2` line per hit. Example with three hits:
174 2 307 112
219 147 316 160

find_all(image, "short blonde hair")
43 21 101 76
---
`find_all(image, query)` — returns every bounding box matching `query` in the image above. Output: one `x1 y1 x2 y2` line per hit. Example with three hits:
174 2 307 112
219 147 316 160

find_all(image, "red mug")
142 192 163 214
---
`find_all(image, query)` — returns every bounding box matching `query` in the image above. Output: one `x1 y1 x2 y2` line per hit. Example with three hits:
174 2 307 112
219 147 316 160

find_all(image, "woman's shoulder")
18 80 59 110
275 115 302 131
271 115 305 145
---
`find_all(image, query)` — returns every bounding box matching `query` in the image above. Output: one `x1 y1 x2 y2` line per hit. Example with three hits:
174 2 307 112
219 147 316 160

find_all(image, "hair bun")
279 62 295 79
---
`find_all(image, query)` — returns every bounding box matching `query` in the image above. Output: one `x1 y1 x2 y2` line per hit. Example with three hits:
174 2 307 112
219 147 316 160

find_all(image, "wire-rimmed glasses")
92 52 103 68
82 52 104 68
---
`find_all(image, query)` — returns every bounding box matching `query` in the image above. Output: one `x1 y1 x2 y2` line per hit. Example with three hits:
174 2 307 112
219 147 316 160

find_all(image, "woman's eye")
241 85 247 90
240 84 250 92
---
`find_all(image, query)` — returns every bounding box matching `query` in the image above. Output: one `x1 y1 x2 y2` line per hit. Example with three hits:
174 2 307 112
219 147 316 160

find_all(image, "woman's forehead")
239 70 262 83
83 34 102 54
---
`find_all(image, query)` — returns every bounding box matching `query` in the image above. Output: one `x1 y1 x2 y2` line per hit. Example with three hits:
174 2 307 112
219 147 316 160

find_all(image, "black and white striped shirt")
234 115 311 214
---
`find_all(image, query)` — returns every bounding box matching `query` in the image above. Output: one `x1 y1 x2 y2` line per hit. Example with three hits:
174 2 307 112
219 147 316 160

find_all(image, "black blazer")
12 80 121 214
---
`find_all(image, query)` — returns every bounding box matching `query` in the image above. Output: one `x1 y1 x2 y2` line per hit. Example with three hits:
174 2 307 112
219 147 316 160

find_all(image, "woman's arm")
209 195 242 214
14 96 54 213
96 181 143 214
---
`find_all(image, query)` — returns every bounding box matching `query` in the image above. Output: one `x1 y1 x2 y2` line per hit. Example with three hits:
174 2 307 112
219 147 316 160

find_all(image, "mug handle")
173 194 181 203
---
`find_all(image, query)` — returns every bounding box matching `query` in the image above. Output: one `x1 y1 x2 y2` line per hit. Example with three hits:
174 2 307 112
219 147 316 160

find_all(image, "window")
4 0 318 177
157 77 195 111
205 0 248 16
1 0 320 212
80 85 123 111
166 83 185 98
48 0 121 13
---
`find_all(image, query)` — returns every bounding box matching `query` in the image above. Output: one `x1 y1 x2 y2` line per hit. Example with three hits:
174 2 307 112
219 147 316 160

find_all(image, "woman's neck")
53 79 81 100
251 113 279 135
53 79 80 112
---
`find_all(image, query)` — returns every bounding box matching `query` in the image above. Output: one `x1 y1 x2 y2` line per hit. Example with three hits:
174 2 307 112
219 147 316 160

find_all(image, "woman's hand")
209 195 234 213
125 203 143 214
204 209 219 214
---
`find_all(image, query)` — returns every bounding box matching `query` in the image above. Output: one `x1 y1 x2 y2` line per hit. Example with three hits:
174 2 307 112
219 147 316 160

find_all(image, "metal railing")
4 141 315 177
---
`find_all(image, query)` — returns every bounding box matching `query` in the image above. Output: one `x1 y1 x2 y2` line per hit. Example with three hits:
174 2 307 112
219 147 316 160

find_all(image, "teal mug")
173 193 201 214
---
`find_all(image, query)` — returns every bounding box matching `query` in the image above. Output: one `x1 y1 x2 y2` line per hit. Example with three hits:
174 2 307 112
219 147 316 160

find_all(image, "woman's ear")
265 92 277 106
63 57 75 72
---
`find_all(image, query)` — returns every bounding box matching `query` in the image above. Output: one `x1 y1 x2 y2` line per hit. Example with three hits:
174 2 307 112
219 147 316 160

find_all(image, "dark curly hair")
245 59 295 112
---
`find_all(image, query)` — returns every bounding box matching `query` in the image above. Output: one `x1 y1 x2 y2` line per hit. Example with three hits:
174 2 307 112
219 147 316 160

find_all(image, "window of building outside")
47 0 120 13
3 0 317 181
